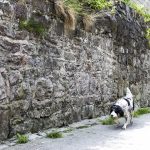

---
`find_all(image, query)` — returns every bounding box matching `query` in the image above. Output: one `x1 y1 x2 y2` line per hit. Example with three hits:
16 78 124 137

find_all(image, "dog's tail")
126 87 134 110
126 87 133 98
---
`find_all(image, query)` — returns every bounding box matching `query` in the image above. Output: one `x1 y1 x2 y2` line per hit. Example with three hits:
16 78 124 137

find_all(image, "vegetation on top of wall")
121 0 150 23
85 0 113 10
63 0 150 22
64 0 83 13
63 0 113 13
56 0 113 33
19 18 46 36
121 0 150 45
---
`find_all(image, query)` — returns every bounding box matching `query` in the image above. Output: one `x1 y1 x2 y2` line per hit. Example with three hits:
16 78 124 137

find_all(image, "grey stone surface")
0 0 150 140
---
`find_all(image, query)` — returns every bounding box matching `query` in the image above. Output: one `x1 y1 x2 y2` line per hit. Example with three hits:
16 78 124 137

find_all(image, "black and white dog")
110 87 134 129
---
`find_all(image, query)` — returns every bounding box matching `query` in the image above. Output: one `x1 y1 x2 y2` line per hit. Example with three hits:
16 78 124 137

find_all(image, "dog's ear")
116 106 124 117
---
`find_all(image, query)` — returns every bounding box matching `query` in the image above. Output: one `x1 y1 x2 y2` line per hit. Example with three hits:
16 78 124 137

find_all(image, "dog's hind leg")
130 111 134 124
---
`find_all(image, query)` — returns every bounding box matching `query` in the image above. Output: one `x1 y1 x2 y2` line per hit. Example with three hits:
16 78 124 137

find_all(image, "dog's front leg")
114 118 120 127
122 112 130 130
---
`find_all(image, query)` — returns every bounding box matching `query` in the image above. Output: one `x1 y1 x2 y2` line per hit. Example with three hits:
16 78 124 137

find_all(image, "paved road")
3 114 150 150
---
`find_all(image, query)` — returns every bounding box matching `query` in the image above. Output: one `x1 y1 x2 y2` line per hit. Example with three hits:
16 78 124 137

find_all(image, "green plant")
16 133 29 144
143 13 150 23
19 18 46 36
133 107 150 117
100 117 115 125
146 28 150 45
46 131 63 138
121 0 131 5
85 0 113 10
121 0 150 23
64 0 83 13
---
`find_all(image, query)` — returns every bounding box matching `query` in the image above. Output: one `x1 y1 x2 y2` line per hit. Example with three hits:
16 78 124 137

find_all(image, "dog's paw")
122 125 126 130
115 123 120 128
130 121 133 125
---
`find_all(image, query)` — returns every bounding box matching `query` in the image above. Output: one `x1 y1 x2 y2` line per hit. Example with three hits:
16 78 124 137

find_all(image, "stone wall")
0 0 150 140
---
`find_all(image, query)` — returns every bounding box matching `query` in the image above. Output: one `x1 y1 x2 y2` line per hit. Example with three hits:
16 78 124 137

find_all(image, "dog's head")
110 104 124 118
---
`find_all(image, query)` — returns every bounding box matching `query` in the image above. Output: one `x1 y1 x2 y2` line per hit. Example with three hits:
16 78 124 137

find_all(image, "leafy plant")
133 107 150 117
146 28 150 45
146 28 150 38
121 0 131 5
16 133 29 144
46 131 63 138
143 13 150 23
85 0 113 10
19 18 46 35
63 0 113 13
121 0 150 23
64 0 83 13
100 117 115 125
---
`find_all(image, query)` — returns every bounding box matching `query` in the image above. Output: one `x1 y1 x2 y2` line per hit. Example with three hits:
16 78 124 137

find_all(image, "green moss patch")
100 117 115 125
86 0 113 10
19 18 46 36
16 133 29 144
46 131 63 139
134 107 150 117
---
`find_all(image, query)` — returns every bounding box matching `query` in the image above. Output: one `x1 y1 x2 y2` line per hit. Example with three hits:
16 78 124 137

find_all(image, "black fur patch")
110 105 124 117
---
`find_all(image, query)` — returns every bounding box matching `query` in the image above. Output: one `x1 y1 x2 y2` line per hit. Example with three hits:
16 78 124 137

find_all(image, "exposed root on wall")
83 14 95 32
54 0 76 35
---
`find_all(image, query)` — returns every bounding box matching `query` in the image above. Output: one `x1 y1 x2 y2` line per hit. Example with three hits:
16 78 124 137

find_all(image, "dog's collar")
123 98 130 106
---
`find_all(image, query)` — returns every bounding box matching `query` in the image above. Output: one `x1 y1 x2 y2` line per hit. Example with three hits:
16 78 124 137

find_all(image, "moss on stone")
19 18 46 36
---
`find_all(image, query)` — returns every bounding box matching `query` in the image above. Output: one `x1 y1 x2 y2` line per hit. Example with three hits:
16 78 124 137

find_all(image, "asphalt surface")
2 114 150 150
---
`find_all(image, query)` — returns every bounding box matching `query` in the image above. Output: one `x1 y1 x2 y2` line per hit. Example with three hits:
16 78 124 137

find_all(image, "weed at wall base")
100 117 115 125
133 107 150 117
46 131 63 139
16 133 29 144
